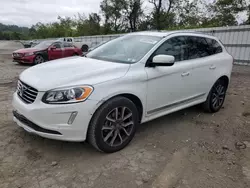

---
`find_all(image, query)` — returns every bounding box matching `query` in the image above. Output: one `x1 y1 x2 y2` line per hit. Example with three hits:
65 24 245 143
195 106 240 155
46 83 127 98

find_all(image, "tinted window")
67 38 73 42
53 42 62 49
63 42 73 48
153 36 188 61
206 38 223 54
186 36 211 60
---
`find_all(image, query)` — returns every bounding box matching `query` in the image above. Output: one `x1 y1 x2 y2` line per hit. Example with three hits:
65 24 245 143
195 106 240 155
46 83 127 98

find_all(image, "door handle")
209 65 216 70
181 72 190 77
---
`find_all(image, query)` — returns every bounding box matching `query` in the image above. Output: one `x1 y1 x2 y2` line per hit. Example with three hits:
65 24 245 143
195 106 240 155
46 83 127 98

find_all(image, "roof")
128 31 173 37
128 30 216 39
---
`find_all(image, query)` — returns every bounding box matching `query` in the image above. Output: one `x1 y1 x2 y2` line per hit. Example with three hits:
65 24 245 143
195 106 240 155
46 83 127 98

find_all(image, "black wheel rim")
102 107 134 147
212 84 225 109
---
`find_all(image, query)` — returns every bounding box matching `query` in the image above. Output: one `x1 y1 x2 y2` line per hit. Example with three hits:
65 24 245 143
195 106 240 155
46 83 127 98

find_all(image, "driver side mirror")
151 55 175 66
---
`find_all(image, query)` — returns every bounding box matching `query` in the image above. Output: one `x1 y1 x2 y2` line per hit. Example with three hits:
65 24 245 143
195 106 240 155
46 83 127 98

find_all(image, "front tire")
203 79 228 113
87 97 139 153
33 55 44 65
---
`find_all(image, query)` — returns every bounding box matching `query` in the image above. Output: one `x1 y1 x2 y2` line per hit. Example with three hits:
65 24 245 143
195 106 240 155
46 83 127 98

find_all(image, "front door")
48 42 63 60
145 36 194 116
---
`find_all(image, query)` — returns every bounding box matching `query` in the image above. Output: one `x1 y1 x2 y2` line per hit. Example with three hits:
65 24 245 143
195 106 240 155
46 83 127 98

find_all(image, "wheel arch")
34 51 49 61
90 93 144 125
218 75 229 89
204 74 230 100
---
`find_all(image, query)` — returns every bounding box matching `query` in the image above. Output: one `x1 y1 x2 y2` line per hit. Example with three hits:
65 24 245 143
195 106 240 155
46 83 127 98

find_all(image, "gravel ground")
0 45 250 188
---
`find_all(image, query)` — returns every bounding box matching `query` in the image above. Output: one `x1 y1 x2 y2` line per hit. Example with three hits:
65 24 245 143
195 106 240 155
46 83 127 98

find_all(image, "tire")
73 53 79 56
203 79 228 113
33 55 44 65
88 96 139 153
81 44 89 53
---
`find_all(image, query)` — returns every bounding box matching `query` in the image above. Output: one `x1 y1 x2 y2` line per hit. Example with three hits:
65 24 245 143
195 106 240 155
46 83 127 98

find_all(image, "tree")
175 0 202 27
124 0 143 32
88 13 101 35
207 0 246 26
243 3 250 24
149 0 174 30
100 0 125 33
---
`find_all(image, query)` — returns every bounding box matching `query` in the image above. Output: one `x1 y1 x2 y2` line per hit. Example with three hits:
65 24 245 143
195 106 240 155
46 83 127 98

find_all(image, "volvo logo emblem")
19 84 27 97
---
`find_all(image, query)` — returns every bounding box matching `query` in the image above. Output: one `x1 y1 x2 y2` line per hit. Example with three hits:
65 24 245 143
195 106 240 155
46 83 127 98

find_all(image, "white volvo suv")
12 31 233 153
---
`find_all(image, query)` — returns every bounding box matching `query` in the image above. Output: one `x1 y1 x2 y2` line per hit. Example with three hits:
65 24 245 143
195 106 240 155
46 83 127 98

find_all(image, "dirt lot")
0 43 250 188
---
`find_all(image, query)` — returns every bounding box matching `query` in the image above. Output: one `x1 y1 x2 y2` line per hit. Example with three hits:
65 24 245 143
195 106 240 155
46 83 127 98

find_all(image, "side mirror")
151 55 175 66
50 46 56 50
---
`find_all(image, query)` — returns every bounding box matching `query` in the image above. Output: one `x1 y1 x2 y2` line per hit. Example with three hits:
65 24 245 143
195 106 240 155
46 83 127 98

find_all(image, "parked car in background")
12 40 82 65
20 40 40 48
58 37 110 54
58 37 90 53
12 31 233 153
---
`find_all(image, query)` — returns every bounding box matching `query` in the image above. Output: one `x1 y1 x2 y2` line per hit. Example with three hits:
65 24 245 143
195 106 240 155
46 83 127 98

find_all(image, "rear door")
63 42 75 57
48 42 64 60
186 36 223 96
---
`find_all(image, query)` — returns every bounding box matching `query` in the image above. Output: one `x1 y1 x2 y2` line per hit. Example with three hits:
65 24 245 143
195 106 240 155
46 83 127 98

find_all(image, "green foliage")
100 0 126 33
0 0 248 40
206 0 246 26
0 23 29 40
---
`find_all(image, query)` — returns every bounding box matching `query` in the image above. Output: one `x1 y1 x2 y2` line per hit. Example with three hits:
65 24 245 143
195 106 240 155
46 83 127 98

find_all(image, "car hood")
14 48 46 53
19 56 130 91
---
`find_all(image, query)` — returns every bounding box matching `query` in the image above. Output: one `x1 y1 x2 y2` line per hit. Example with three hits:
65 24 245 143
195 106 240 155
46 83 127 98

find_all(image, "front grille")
13 110 62 135
13 53 23 58
17 80 38 104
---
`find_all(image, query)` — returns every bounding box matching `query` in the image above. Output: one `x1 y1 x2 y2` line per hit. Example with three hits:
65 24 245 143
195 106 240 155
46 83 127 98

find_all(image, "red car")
12 40 82 65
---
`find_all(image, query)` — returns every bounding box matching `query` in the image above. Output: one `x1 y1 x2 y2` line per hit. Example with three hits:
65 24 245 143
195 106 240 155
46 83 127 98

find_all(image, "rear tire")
203 79 228 113
81 44 89 53
87 97 139 153
33 55 44 65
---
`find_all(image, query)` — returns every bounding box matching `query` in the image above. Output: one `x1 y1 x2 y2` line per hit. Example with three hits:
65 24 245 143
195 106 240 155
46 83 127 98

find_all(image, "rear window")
205 38 223 55
186 36 211 59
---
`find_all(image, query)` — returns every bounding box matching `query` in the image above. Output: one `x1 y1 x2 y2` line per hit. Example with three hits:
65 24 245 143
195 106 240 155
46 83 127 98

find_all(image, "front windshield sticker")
139 39 158 44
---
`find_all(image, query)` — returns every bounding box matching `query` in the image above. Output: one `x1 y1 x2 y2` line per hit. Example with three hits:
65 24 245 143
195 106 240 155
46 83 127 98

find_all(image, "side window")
63 42 73 48
206 38 223 54
53 42 62 49
186 36 210 60
153 36 188 62
67 38 73 42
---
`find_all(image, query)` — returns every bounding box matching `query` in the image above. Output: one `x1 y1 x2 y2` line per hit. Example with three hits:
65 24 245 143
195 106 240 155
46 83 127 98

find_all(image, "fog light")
68 112 78 124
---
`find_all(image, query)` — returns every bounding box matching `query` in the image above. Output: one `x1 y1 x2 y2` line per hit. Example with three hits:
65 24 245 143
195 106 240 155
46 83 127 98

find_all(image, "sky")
0 0 248 27
0 0 102 27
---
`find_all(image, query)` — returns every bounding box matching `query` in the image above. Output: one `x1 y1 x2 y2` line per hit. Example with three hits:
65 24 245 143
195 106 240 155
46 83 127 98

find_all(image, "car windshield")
86 35 162 64
34 41 54 49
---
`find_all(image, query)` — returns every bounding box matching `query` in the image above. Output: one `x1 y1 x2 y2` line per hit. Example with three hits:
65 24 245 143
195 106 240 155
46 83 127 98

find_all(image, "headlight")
42 86 93 104
24 52 34 56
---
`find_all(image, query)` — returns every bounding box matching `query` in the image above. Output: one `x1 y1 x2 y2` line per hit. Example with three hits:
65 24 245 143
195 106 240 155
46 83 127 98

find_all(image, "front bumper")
12 92 99 141
13 55 35 64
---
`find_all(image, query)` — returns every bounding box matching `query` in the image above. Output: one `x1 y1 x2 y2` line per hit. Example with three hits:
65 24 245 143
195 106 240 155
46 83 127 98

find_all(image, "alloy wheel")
34 56 44 64
102 106 134 147
211 84 225 109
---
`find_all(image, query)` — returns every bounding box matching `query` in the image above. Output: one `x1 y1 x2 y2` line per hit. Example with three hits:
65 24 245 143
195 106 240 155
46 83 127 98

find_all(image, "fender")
34 49 49 61
89 91 145 118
